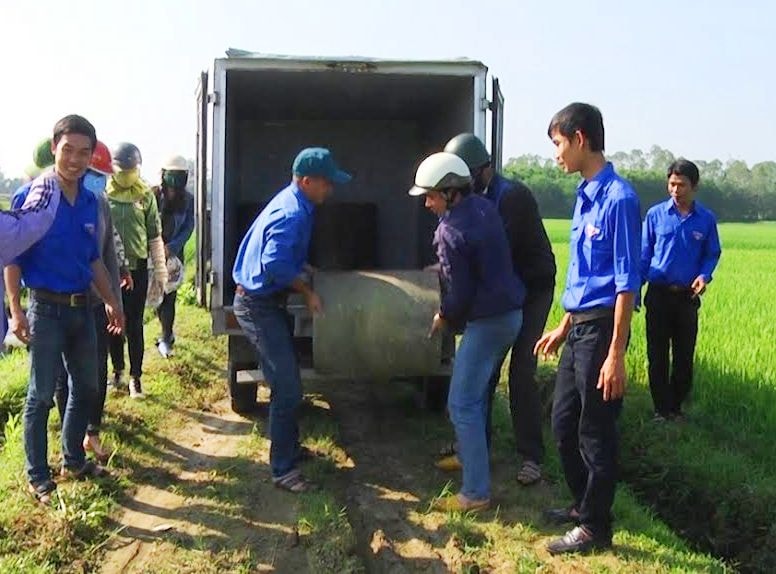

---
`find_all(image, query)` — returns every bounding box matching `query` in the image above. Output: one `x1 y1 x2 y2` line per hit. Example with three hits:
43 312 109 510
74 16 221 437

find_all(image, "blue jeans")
233 291 301 479
449 309 522 501
24 297 98 484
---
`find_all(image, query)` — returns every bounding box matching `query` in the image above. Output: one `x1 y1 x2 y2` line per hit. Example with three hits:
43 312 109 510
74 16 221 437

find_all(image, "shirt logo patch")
692 231 704 241
585 223 601 238
84 223 96 235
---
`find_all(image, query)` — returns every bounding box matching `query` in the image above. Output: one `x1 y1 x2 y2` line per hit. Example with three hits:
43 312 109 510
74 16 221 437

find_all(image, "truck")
194 51 506 413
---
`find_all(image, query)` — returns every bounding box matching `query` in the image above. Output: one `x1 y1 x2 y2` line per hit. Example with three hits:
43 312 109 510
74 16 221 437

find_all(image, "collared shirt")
0 178 61 340
14 173 100 294
435 194 525 331
482 173 556 290
13 182 123 308
562 162 642 312
233 182 314 295
641 198 721 287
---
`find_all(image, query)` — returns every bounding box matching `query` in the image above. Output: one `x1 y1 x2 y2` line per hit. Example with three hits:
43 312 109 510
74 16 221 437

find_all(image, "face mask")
162 170 188 190
83 170 108 195
114 168 140 188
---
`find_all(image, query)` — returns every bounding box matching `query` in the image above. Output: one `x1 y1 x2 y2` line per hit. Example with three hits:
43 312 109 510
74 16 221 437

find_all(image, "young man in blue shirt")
6 116 125 504
411 152 524 513
232 148 351 494
641 160 721 421
536 103 641 554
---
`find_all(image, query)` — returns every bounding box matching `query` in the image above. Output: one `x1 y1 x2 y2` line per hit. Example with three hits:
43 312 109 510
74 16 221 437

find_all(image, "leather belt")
32 289 90 307
570 307 614 325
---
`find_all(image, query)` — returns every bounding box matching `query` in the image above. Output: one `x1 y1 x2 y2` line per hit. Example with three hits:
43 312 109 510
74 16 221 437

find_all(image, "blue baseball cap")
292 148 352 184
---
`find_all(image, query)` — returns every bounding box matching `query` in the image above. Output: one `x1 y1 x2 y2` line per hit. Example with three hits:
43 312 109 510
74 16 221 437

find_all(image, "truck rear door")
490 76 505 171
195 70 209 308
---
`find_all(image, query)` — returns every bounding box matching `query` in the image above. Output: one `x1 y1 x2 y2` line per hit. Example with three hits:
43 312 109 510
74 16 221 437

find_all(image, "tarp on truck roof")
224 48 486 69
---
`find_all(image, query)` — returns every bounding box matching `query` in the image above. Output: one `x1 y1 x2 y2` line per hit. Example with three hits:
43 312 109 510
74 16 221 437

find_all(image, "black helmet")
444 133 490 171
113 142 142 170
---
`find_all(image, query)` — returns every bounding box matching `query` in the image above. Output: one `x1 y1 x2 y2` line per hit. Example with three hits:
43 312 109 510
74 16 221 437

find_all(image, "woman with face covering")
153 156 195 358
106 143 167 399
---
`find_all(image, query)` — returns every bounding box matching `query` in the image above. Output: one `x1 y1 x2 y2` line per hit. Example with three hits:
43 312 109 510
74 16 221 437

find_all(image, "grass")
0 226 758 572
540 219 776 572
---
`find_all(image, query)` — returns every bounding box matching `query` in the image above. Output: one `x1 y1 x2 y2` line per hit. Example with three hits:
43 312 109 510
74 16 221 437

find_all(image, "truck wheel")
229 361 258 414
420 376 450 413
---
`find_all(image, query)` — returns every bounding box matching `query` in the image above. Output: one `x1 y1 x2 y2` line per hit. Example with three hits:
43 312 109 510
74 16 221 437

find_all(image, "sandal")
273 469 315 494
438 441 457 457
61 460 110 480
28 479 57 504
517 460 542 486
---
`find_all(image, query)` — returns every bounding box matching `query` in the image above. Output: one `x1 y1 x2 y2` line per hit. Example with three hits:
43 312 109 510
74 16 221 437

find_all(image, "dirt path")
99 398 309 574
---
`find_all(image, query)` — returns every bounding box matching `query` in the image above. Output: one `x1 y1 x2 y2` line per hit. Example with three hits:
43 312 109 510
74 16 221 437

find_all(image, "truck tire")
229 361 258 414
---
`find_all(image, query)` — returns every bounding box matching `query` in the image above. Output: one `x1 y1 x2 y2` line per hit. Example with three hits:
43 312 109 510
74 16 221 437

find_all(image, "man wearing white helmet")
153 156 195 358
410 152 525 512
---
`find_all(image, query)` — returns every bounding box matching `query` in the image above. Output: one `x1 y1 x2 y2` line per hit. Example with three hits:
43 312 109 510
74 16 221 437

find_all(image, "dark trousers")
486 286 554 463
56 305 109 436
109 262 148 378
157 290 178 343
645 284 699 416
552 318 622 538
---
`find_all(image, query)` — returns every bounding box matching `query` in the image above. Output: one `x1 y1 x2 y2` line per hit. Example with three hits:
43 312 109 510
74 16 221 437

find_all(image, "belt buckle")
69 294 79 307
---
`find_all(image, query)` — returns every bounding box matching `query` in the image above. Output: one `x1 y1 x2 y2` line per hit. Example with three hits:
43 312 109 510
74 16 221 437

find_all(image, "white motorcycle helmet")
408 152 472 197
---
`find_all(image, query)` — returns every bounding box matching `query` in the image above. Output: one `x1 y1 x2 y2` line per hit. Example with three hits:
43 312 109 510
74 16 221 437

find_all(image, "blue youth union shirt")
14 173 100 293
641 198 721 287
562 163 642 312
232 182 314 296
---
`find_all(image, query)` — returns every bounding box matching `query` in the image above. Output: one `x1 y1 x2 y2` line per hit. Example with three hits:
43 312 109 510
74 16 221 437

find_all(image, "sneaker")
157 339 173 359
546 525 612 555
129 377 145 399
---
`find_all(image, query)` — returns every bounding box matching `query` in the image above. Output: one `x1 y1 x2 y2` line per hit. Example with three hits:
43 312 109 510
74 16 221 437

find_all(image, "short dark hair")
52 115 97 150
547 103 605 152
667 159 700 187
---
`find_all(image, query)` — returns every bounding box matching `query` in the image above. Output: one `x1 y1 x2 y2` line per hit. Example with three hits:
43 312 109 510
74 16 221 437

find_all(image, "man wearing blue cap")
232 147 351 493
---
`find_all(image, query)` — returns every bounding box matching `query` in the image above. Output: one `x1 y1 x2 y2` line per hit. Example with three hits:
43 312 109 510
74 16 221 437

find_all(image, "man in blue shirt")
5 116 125 504
535 103 641 555
641 160 721 421
232 148 351 493
410 152 524 513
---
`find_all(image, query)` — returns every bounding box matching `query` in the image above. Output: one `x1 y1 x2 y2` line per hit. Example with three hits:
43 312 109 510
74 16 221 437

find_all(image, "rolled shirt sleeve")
611 193 642 295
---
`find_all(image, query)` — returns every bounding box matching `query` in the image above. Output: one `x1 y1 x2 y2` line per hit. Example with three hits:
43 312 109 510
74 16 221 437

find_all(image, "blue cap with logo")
292 148 352 184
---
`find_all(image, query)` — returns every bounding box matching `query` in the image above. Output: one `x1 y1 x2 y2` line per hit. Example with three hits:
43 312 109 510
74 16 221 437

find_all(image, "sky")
0 0 773 179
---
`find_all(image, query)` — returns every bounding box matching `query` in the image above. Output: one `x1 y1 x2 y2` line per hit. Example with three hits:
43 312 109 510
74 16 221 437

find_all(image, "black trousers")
109 262 149 378
486 286 554 463
157 290 178 343
56 305 109 436
552 317 621 538
645 284 700 416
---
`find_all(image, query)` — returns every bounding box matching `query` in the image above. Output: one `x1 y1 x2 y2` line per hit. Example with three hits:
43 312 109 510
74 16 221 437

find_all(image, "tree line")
504 146 776 221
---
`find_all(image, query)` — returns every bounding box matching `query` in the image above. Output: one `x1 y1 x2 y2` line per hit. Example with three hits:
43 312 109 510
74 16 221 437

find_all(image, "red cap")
90 141 113 176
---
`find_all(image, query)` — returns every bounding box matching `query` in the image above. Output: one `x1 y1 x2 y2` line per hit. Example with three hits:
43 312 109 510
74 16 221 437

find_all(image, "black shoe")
543 506 580 526
546 526 612 555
